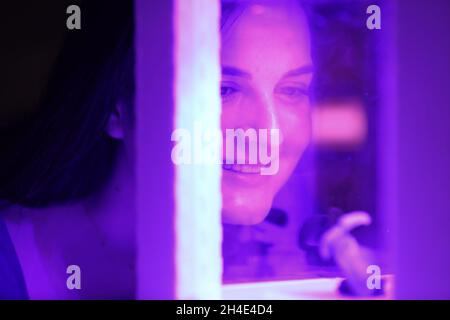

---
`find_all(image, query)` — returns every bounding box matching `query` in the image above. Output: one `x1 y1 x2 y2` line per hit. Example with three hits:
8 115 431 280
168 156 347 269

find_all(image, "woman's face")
221 2 313 224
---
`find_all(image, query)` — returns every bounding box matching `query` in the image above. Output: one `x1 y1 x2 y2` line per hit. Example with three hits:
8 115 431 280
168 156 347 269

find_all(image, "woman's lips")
221 163 271 187
222 163 262 174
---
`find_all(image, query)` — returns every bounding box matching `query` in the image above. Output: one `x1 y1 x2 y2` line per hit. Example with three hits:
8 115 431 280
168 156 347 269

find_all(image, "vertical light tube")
136 0 176 299
174 0 222 299
395 0 450 299
377 0 397 285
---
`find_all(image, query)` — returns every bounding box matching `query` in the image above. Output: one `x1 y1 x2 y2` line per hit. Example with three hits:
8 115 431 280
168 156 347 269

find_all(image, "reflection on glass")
220 0 388 297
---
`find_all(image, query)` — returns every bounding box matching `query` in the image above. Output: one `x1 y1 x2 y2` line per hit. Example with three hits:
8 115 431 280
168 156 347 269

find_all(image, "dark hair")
0 1 134 208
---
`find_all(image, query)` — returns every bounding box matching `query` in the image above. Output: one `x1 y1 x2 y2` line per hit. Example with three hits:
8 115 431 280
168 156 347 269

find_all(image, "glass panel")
220 0 392 298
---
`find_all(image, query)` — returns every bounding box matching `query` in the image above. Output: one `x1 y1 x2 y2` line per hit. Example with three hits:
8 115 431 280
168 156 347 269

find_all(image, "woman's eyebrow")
281 65 314 79
221 66 252 79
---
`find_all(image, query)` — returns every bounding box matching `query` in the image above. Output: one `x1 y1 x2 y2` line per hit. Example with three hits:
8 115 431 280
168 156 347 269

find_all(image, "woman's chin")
221 192 273 225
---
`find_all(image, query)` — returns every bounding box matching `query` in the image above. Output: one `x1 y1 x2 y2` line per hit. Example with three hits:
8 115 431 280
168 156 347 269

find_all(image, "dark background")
0 1 83 130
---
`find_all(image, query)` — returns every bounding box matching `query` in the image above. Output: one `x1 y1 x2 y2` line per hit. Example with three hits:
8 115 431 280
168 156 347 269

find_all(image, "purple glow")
1 0 450 301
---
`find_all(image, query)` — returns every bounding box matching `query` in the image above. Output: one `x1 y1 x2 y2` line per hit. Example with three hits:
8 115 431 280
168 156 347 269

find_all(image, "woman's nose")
241 94 279 130
238 94 284 146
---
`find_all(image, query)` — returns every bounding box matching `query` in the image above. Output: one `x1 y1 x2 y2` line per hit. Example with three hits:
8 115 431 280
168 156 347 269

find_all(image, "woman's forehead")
221 2 311 76
223 0 307 29
221 0 310 49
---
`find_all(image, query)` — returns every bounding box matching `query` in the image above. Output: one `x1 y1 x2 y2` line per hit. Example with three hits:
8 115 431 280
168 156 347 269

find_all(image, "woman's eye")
221 86 237 96
275 86 309 102
220 84 240 102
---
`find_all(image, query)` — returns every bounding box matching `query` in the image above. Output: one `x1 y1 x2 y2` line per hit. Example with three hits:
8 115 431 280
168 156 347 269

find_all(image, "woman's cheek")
279 107 312 158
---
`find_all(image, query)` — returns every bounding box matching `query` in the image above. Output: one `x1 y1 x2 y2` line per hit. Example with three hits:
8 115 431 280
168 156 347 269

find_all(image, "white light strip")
174 0 223 299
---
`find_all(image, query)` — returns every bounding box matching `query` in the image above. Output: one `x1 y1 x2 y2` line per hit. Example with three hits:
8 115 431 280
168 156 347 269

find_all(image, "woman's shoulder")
0 207 29 299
